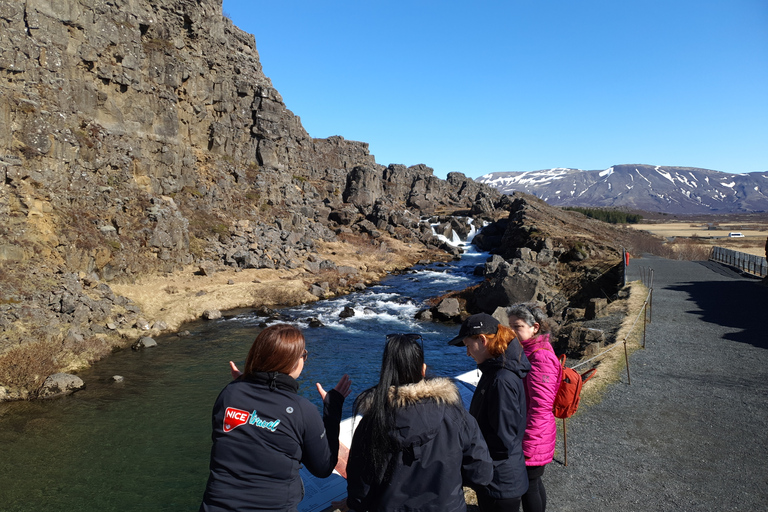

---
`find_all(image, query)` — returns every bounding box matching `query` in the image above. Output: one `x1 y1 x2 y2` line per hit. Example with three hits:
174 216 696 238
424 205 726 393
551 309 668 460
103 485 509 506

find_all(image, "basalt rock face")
0 0 505 397
471 193 637 315
1 0 498 278
429 193 641 338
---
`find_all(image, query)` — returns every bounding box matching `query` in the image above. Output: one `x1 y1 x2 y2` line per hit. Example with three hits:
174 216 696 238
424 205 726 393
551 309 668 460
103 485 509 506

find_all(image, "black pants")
521 465 547 512
476 492 522 512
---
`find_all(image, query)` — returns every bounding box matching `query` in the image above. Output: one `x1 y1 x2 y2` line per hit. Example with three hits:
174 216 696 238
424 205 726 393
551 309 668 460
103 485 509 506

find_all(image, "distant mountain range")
476 164 768 214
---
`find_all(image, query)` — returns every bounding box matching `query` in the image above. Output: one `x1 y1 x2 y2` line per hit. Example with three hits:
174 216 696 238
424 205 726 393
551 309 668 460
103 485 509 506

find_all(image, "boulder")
435 298 461 321
309 284 325 297
339 306 355 319
38 373 85 398
132 336 157 350
307 317 324 327
564 308 586 322
556 325 605 357
585 298 608 320
474 271 540 312
416 309 433 321
492 307 510 327
134 317 151 330
203 309 222 320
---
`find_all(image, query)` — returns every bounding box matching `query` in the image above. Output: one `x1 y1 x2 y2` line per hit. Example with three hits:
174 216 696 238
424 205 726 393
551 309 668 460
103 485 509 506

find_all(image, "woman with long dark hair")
200 324 352 512
345 333 492 511
448 313 531 512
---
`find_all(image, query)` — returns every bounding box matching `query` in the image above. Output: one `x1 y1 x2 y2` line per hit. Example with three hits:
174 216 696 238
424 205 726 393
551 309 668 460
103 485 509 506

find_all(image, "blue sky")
221 0 768 180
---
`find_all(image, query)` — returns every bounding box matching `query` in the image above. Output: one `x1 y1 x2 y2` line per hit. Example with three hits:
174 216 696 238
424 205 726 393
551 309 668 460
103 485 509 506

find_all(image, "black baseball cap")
447 313 500 346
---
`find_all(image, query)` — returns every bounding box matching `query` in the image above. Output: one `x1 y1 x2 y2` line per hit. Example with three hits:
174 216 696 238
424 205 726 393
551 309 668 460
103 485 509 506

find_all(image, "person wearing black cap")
448 313 531 512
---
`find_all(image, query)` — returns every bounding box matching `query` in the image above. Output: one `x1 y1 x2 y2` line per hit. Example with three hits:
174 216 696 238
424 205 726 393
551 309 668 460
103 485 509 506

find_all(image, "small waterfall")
428 216 485 251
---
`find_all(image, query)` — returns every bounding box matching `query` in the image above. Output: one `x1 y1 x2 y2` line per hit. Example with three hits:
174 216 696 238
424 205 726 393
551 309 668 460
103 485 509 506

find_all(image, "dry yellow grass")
628 222 767 257
110 235 447 337
578 280 650 407
630 222 766 238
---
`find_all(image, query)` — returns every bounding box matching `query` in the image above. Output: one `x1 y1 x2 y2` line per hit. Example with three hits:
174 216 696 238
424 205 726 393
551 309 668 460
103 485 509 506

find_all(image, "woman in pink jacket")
507 303 560 512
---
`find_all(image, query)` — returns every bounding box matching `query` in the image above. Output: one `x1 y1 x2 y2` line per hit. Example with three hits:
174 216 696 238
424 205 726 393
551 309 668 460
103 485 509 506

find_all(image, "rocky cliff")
0 0 506 399
422 192 649 358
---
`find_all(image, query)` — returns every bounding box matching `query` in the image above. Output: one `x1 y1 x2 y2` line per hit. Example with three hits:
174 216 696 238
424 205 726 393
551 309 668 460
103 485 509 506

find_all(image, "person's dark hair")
506 302 551 334
244 324 305 375
353 334 424 484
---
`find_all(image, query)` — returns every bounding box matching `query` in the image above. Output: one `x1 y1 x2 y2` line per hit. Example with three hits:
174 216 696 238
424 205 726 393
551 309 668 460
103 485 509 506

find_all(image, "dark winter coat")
200 371 344 512
346 378 493 512
470 341 531 500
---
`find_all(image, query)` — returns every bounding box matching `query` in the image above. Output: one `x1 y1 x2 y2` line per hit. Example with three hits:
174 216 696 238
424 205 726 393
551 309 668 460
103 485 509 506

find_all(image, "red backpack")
553 354 597 419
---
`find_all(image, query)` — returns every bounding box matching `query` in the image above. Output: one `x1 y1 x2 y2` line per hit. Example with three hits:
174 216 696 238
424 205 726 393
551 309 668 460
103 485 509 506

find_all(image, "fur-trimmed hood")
356 377 461 415
346 378 493 512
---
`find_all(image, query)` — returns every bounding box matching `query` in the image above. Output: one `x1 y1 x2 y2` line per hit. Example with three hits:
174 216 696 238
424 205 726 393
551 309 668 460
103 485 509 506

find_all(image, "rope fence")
556 270 653 466
571 269 654 386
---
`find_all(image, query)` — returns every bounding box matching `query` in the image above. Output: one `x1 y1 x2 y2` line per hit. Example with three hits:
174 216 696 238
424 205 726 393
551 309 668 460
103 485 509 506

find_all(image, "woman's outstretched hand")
229 361 243 380
317 374 352 402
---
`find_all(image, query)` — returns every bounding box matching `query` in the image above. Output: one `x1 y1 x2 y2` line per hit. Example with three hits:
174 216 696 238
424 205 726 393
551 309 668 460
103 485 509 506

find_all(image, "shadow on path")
668 264 767 349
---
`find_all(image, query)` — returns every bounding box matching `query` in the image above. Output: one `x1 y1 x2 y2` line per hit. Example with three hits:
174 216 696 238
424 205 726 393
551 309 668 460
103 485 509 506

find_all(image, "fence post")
624 340 631 385
648 287 653 324
562 418 568 467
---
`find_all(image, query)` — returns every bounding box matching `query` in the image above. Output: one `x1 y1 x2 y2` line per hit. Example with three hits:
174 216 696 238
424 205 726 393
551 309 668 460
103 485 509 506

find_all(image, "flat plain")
628 216 768 257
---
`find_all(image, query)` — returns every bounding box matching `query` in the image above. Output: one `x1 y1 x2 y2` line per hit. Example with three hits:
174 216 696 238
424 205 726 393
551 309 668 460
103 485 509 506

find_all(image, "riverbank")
0 235 452 401
110 237 451 340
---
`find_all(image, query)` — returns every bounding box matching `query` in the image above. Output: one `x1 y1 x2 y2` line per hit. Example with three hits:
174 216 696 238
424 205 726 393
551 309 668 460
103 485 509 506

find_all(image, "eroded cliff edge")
0 0 507 399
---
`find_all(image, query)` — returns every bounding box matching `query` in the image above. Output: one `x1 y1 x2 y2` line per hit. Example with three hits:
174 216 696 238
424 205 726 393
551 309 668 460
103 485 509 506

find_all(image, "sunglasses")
386 333 424 352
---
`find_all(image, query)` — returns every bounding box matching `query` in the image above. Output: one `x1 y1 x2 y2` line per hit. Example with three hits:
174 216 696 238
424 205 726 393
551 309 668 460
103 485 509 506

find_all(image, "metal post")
622 249 627 287
642 302 647 349
648 287 653 324
624 340 631 385
563 418 568 467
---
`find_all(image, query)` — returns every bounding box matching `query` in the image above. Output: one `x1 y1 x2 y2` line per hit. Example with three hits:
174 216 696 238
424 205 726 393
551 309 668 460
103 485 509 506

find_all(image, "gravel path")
543 256 768 511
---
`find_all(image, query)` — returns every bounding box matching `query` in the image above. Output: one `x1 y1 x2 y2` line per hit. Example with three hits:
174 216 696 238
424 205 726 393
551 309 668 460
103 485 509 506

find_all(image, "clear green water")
0 252 485 511
0 318 242 511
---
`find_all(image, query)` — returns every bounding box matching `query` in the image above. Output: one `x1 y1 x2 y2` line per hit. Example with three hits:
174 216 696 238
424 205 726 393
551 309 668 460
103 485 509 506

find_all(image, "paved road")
544 256 768 511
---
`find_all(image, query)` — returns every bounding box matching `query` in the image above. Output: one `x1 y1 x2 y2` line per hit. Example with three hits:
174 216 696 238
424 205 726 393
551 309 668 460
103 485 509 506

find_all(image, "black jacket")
346 378 492 512
470 341 531 500
200 372 344 512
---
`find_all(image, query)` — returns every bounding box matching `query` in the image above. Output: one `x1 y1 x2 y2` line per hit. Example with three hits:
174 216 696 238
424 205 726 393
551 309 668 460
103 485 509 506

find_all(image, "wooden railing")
709 246 767 278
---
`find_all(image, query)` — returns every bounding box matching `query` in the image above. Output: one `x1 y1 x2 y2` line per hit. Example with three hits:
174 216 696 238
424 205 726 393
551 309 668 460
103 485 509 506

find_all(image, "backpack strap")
580 368 597 383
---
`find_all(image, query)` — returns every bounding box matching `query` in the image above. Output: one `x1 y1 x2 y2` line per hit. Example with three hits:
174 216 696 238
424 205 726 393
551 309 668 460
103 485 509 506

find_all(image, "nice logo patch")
223 407 251 432
223 407 281 433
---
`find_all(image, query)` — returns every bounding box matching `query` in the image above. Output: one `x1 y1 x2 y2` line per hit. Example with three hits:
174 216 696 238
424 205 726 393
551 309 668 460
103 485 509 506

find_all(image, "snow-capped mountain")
476 165 768 214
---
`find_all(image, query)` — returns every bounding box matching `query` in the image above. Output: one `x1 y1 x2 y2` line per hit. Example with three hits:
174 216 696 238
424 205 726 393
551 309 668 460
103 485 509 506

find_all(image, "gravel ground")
542 256 768 511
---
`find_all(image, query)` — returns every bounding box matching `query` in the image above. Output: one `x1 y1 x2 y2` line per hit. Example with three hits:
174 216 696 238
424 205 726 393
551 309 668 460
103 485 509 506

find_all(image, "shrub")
0 340 59 390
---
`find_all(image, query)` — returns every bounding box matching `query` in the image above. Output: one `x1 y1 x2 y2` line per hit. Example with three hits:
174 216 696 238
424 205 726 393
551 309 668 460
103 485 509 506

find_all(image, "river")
0 236 488 511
